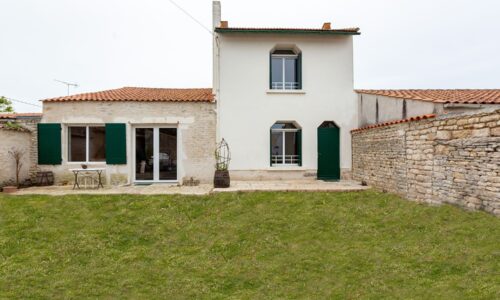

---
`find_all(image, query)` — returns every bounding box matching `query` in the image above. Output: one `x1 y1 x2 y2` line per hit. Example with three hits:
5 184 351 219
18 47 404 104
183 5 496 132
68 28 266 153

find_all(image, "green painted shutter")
105 123 127 164
297 52 302 90
38 123 62 165
269 53 272 89
270 129 273 166
297 129 302 166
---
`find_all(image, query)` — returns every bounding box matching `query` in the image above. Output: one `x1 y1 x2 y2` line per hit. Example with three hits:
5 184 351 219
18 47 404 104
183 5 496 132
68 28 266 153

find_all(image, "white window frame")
271 53 299 90
68 125 106 163
271 127 300 166
132 125 179 184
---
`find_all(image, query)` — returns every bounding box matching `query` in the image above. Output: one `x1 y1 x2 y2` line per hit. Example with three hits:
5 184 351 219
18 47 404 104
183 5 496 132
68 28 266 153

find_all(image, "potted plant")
214 139 231 188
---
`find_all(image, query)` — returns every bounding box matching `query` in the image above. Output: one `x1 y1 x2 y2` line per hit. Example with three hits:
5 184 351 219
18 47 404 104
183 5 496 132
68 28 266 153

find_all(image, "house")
357 89 500 127
24 1 499 187
37 88 216 185
33 1 360 185
213 3 360 181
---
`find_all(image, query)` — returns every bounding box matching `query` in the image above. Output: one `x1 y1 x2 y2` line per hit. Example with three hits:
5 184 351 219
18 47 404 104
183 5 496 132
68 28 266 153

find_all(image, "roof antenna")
54 79 79 96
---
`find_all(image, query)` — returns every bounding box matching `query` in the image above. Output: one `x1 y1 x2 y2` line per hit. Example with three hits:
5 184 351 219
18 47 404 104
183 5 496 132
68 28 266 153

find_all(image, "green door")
317 121 340 180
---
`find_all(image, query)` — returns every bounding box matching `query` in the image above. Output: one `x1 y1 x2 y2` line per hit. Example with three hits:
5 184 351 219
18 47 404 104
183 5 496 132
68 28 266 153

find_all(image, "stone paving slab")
9 180 368 196
212 180 369 193
12 184 212 196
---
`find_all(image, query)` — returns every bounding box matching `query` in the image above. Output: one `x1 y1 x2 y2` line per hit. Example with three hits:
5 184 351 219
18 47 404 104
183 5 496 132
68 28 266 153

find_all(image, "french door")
134 127 177 183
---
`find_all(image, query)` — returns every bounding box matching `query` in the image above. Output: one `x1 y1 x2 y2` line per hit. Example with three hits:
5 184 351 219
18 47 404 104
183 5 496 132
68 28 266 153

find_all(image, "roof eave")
215 28 360 35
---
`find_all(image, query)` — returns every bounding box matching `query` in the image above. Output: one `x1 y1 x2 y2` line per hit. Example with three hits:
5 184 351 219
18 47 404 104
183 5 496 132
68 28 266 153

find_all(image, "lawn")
0 191 499 299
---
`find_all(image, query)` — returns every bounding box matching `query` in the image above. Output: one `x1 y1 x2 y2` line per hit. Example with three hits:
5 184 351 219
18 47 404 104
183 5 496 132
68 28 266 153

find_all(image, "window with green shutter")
270 48 302 90
38 123 62 165
270 122 302 166
105 123 127 164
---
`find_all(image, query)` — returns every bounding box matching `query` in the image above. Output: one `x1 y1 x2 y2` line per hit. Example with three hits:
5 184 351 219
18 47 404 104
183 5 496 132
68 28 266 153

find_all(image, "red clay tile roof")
356 89 500 104
351 114 436 133
0 112 42 119
215 27 360 35
42 87 214 103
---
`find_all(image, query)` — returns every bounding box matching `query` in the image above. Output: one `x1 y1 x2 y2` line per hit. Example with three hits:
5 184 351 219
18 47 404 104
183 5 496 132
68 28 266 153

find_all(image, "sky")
1 0 499 112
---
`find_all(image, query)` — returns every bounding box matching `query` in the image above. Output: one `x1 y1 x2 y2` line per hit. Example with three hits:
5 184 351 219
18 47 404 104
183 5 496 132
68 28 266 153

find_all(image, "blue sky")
1 0 499 112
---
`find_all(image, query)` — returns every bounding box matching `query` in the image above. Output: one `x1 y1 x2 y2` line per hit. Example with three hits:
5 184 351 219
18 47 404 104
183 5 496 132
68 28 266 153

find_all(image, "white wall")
216 33 358 176
358 93 436 127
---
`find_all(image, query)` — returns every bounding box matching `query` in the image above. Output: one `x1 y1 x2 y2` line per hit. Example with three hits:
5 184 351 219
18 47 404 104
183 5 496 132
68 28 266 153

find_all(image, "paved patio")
212 180 368 193
10 180 368 196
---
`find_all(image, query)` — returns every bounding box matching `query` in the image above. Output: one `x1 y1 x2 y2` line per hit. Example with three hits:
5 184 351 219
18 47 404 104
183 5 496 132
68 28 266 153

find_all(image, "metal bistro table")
69 168 105 190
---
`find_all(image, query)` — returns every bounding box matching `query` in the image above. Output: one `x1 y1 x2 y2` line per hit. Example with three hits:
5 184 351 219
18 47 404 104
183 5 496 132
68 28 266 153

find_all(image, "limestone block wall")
41 101 216 184
0 128 32 187
352 108 500 215
352 123 408 195
17 118 41 180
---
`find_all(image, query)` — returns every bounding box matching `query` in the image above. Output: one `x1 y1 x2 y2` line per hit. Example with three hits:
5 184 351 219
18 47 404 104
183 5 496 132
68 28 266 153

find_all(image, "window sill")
66 161 106 165
268 166 305 171
266 90 306 95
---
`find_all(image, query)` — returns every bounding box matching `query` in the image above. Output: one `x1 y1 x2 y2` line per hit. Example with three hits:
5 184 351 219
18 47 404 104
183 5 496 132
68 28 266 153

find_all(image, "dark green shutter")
269 53 272 89
297 52 302 90
105 123 127 164
38 123 62 165
297 129 302 166
270 129 273 166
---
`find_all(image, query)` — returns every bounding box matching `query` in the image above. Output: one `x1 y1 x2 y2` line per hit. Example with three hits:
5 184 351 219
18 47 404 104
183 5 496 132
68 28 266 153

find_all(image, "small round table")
69 168 105 190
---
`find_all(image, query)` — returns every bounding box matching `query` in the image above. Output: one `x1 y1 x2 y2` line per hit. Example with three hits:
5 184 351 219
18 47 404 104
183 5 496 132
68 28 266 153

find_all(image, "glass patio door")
135 127 177 182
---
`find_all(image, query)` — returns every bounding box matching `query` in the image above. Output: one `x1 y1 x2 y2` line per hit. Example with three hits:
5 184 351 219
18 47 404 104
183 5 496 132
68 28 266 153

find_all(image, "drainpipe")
213 1 221 142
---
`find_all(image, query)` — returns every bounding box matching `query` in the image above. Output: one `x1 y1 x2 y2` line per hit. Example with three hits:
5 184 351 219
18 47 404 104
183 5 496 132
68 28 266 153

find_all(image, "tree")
0 96 14 113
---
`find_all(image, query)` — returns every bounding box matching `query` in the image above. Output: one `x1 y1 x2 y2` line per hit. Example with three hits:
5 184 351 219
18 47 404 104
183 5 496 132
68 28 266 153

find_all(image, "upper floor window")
270 49 302 90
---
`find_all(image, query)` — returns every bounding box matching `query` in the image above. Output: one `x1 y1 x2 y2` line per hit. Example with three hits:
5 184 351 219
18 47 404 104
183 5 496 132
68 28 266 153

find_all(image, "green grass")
0 191 499 299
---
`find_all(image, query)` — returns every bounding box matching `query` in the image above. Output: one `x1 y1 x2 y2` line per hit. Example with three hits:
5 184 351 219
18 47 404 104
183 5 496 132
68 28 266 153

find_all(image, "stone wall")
0 127 33 187
41 101 216 184
352 109 500 215
352 122 409 195
0 116 41 188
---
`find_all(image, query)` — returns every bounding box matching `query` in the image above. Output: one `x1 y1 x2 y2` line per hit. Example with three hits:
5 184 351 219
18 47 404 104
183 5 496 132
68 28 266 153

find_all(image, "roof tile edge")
351 114 436 133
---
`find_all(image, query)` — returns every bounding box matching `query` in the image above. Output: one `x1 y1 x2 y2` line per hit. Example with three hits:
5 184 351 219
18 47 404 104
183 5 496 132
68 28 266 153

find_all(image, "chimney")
213 1 221 29
322 22 331 30
220 20 229 28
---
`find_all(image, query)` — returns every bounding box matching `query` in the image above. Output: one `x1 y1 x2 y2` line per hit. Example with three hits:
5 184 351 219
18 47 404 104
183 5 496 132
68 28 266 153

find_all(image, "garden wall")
352 108 500 215
0 126 33 187
0 115 41 188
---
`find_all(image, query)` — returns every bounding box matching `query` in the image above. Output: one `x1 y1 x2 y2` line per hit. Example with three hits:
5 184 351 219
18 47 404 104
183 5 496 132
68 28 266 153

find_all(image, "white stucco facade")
356 93 499 127
215 33 358 179
358 94 438 127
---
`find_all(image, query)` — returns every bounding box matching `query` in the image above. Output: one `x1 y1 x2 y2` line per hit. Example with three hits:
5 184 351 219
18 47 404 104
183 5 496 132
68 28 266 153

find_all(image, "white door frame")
132 125 179 184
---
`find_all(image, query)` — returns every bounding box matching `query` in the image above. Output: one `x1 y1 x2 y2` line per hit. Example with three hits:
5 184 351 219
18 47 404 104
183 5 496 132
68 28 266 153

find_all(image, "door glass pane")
271 57 283 89
159 128 177 180
271 131 283 165
284 58 297 89
135 128 154 180
89 127 106 162
285 131 298 164
69 127 86 162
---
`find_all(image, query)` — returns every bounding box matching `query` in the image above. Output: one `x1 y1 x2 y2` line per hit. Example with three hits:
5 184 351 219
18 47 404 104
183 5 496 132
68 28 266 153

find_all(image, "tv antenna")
54 79 79 95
